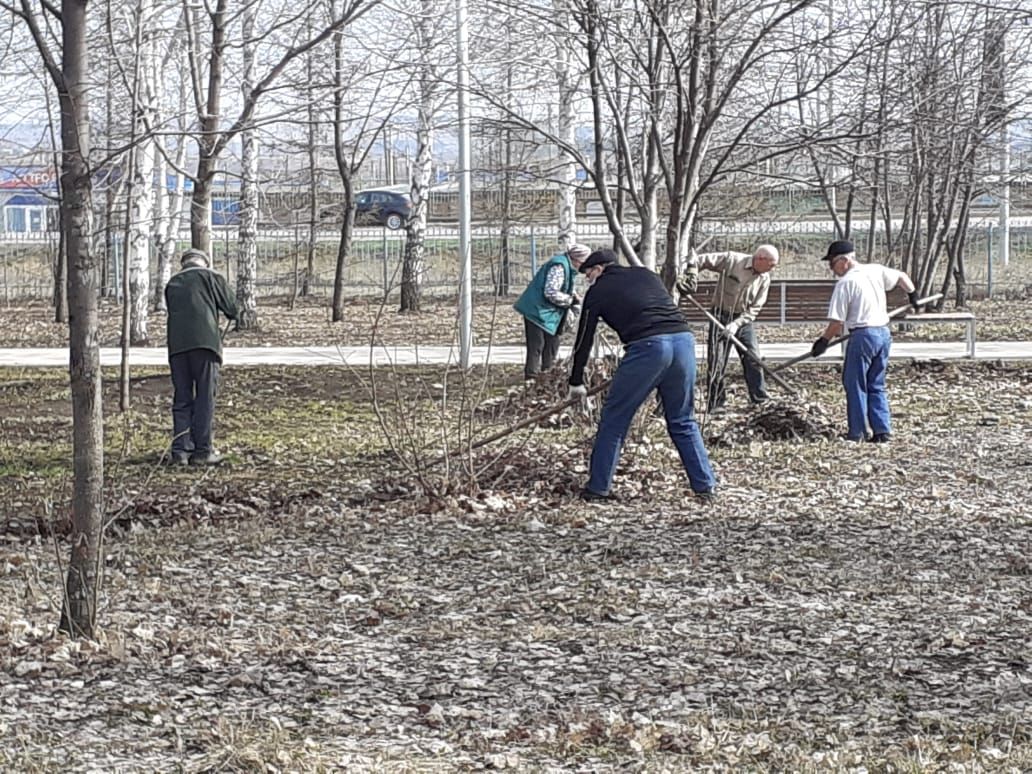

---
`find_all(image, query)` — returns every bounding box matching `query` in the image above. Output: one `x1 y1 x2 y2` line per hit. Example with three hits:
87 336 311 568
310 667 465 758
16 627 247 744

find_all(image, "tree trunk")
53 209 67 323
330 16 355 323
45 84 68 322
153 80 190 311
236 134 259 327
553 0 577 243
331 183 355 322
399 0 434 313
188 0 226 255
190 171 213 255
236 6 259 329
101 57 114 298
128 2 154 345
303 42 318 298
58 0 104 640
497 118 512 297
129 134 154 345
152 154 181 311
237 132 259 328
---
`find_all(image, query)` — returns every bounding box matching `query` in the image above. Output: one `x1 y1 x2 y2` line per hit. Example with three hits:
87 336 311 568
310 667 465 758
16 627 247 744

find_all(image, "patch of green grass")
0 459 66 479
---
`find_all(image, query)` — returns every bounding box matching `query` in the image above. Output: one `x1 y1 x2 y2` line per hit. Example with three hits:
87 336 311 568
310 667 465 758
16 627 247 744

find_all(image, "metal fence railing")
2 218 1030 303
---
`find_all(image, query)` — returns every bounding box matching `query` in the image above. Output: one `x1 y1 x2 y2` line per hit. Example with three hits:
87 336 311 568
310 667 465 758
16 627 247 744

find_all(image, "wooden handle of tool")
428 378 612 466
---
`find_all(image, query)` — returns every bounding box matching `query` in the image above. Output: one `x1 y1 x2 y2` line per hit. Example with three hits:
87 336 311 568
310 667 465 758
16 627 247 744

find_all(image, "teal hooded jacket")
513 254 575 335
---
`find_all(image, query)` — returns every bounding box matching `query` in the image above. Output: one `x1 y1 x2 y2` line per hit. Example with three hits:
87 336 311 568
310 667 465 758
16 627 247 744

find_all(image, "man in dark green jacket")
165 248 238 465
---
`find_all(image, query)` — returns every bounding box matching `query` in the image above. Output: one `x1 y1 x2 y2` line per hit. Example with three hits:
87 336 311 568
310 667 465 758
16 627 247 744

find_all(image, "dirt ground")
1 358 1031 771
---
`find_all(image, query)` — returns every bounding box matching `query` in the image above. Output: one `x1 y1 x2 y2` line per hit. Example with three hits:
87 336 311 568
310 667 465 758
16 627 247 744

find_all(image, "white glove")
567 384 588 402
722 319 742 339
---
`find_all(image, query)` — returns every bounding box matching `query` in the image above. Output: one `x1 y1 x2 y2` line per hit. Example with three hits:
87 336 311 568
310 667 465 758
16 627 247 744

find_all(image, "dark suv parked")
355 189 411 230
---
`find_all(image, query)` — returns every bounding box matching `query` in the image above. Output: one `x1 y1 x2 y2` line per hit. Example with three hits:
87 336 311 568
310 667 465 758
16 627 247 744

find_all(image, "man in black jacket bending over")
567 249 716 502
164 248 238 465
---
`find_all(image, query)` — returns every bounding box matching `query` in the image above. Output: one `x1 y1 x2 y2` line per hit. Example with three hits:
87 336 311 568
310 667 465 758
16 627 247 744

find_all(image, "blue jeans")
586 332 716 495
842 327 892 440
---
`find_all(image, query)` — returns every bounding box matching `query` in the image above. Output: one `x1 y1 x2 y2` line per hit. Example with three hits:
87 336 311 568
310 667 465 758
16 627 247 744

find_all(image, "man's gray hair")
181 248 209 268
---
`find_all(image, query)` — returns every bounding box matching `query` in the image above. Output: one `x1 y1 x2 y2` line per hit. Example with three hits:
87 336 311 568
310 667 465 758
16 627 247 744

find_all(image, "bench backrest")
682 279 909 324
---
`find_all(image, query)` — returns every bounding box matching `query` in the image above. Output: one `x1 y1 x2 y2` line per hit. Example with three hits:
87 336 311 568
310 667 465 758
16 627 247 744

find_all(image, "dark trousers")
706 308 767 409
170 349 220 456
524 318 561 379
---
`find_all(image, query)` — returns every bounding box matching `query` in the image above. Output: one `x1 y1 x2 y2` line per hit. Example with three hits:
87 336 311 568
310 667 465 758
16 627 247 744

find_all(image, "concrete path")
2 341 1031 368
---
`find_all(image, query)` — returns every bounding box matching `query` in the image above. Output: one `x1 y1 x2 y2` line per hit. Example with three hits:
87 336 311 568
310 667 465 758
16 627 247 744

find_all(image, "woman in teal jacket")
513 243 589 380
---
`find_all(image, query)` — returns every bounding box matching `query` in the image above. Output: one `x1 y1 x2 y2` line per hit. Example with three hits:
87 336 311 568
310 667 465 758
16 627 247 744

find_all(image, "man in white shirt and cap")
810 240 921 443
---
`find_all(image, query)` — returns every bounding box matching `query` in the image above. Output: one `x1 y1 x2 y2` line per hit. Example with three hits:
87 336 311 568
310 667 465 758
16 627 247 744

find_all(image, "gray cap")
181 248 209 267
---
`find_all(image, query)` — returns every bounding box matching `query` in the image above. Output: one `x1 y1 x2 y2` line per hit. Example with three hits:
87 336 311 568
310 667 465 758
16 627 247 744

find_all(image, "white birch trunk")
400 0 434 312
639 186 659 271
554 0 578 246
152 49 190 310
128 0 155 343
236 7 259 329
129 141 154 342
153 153 186 311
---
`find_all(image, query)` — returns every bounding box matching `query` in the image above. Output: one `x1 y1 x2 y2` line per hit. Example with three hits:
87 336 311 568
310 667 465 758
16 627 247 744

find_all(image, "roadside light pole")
1000 122 1010 268
456 0 473 369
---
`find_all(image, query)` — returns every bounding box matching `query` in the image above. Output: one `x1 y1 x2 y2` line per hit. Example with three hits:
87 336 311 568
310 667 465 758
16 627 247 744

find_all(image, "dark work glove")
907 290 922 313
676 266 699 295
810 337 829 357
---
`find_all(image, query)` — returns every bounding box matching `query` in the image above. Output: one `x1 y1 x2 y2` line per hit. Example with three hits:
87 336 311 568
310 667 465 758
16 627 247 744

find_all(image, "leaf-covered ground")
1 359 1031 771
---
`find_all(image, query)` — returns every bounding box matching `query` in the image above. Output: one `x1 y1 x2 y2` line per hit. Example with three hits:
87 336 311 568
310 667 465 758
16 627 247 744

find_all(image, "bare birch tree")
236 3 259 328
126 0 155 344
400 0 446 313
552 0 581 246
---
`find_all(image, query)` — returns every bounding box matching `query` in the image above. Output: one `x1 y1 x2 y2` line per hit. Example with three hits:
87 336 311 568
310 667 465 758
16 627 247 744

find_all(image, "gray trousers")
524 318 561 379
706 309 768 408
170 349 220 456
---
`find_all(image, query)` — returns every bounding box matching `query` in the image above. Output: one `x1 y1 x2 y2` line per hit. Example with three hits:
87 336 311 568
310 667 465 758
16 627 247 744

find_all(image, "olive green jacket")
692 251 771 324
164 266 238 361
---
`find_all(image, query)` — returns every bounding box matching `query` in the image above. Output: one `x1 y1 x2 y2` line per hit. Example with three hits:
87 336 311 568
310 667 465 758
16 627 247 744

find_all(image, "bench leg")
966 321 975 358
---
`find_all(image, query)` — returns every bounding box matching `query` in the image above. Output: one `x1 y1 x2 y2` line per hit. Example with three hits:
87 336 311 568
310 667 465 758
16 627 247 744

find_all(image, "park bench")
682 279 977 357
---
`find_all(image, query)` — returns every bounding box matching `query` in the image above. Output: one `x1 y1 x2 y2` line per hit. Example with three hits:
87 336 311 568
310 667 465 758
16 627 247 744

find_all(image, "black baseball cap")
578 249 618 273
822 240 854 262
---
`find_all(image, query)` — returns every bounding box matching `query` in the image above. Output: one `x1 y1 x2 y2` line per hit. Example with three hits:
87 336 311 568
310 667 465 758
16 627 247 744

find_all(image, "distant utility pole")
996 15 1010 268
999 123 1010 268
457 0 472 369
